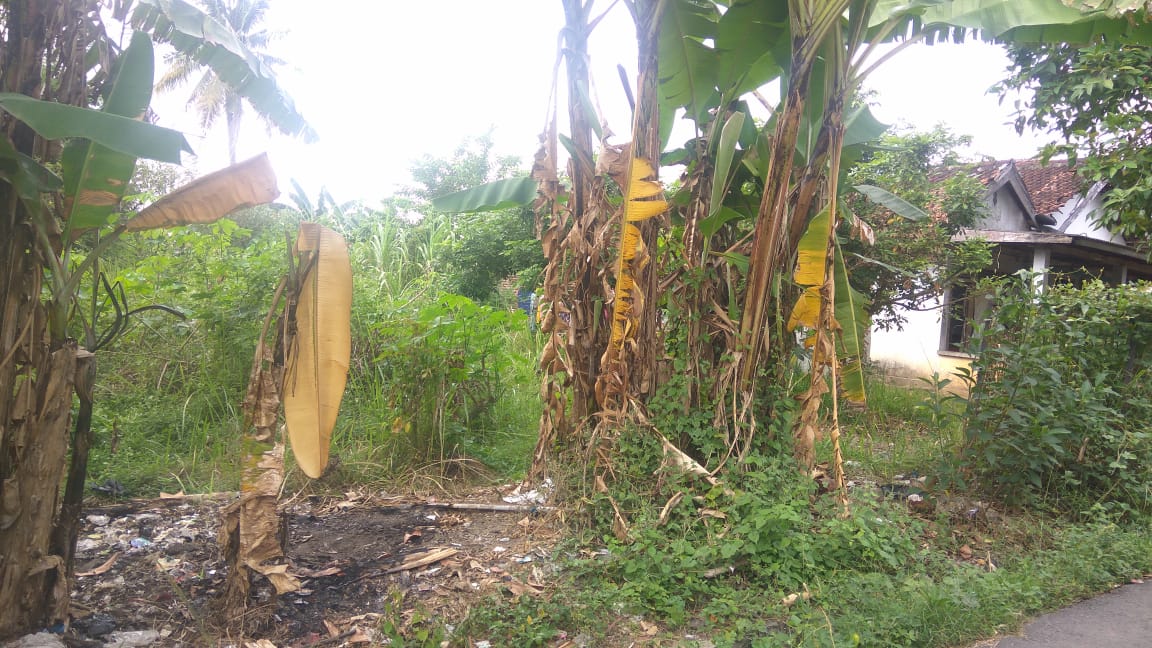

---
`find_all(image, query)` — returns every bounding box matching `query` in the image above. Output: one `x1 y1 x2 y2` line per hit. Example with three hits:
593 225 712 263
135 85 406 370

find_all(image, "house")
868 159 1152 386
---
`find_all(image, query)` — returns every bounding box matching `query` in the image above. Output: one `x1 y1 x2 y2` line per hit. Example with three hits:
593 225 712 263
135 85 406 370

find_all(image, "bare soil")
67 487 563 647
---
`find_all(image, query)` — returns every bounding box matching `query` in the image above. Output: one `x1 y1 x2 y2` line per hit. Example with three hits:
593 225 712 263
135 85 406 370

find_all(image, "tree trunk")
0 216 76 639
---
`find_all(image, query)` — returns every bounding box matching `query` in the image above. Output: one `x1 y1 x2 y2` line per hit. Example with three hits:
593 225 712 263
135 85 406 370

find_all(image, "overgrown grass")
438 377 1152 648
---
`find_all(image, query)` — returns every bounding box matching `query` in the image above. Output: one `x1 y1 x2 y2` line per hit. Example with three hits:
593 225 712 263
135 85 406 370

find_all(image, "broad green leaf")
699 206 746 239
842 104 889 148
854 184 930 221
574 80 604 141
713 250 749 274
431 177 538 214
0 93 192 163
713 0 787 101
62 31 154 232
787 207 833 331
659 0 721 122
132 0 316 142
709 111 746 219
0 135 62 203
834 240 870 406
871 0 1152 44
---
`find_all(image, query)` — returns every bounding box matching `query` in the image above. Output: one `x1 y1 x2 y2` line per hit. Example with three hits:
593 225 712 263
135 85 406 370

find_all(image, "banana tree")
0 0 311 637
219 222 352 630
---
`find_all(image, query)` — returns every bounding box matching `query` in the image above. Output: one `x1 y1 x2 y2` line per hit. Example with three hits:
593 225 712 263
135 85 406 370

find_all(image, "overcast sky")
149 1 1049 207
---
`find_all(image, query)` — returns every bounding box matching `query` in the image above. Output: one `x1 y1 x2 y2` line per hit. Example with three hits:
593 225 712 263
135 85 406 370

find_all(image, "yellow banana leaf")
606 157 667 356
284 223 353 478
786 207 832 331
123 154 278 231
833 240 870 406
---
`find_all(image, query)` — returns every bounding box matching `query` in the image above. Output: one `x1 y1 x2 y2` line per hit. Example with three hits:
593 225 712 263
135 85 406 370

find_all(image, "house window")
942 283 974 353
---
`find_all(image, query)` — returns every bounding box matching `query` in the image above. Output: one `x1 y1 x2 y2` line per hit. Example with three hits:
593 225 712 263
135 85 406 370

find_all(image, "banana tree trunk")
0 214 76 638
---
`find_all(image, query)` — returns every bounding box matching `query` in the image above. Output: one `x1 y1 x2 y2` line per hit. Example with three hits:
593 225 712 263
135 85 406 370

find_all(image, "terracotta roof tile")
926 158 1087 221
1011 158 1085 215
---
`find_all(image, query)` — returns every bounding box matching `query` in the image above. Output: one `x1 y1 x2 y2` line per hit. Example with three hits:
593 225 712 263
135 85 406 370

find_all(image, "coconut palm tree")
156 0 285 163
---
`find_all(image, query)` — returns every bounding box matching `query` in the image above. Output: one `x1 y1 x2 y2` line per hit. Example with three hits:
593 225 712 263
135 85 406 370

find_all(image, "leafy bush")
957 274 1152 515
348 293 533 470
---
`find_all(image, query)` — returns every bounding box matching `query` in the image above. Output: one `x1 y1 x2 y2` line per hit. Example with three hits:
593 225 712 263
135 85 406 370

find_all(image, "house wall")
868 293 972 390
1054 193 1125 244
977 185 1031 232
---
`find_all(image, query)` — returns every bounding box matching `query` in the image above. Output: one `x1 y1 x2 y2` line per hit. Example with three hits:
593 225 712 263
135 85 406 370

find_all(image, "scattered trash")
129 538 152 549
474 641 492 648
502 478 553 505
89 479 125 497
781 583 812 607
103 630 162 647
72 613 116 638
492 546 507 554
85 514 110 527
4 632 65 647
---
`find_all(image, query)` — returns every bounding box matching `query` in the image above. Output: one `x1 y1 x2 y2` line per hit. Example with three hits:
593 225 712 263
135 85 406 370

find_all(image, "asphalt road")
984 582 1152 647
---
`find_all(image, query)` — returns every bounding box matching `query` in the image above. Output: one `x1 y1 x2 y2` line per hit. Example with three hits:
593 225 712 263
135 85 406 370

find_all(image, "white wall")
1055 192 1125 244
977 185 1030 232
869 293 972 386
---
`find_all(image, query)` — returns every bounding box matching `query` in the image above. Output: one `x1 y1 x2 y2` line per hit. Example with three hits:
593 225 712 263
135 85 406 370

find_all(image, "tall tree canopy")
845 126 991 330
997 30 1152 238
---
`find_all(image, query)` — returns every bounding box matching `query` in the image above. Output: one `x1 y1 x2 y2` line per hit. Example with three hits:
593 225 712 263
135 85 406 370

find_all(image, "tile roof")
928 158 1087 220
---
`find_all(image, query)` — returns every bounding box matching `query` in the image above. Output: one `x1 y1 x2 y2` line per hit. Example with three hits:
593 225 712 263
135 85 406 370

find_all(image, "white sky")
149 1 1049 207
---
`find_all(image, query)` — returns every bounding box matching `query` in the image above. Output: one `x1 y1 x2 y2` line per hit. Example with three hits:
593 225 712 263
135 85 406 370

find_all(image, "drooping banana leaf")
0 93 192 163
61 31 154 233
284 224 352 478
853 184 929 222
431 176 538 213
787 206 832 331
605 156 667 367
122 154 279 231
131 0 316 142
833 239 870 406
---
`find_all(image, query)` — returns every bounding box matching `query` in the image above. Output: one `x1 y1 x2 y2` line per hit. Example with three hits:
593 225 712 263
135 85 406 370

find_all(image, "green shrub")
957 274 1152 515
348 293 534 470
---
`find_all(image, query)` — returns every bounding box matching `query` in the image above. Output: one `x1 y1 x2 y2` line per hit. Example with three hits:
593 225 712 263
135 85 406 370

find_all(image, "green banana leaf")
132 0 316 142
834 239 870 406
709 111 745 219
61 31 154 232
0 93 192 164
0 135 62 204
854 184 930 222
431 177 538 213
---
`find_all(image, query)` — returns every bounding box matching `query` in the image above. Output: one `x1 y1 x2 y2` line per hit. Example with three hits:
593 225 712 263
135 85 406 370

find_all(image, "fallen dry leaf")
503 577 543 598
296 566 342 578
76 552 120 577
959 544 973 559
385 548 458 574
